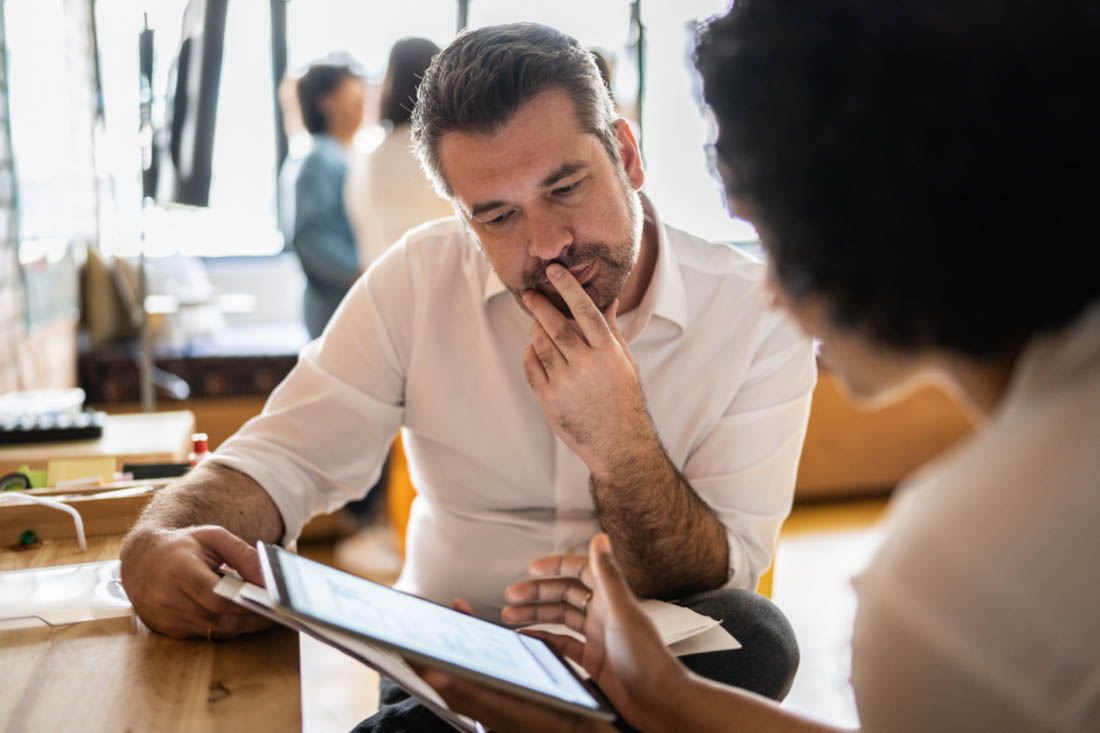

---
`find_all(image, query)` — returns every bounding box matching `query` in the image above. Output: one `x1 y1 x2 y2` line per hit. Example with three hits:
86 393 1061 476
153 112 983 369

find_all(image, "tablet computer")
257 542 616 722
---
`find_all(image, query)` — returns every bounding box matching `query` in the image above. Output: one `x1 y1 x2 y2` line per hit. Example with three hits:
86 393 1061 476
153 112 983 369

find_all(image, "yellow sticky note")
46 457 117 488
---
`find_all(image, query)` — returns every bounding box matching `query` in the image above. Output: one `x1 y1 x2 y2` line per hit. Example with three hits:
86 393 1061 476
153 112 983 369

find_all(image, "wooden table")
0 410 196 475
0 535 301 732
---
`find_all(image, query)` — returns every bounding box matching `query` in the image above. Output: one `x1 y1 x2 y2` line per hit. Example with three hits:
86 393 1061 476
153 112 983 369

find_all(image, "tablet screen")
272 547 603 712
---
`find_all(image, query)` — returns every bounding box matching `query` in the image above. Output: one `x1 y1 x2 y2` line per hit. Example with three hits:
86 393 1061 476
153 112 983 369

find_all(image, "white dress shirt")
214 201 816 619
851 302 1100 732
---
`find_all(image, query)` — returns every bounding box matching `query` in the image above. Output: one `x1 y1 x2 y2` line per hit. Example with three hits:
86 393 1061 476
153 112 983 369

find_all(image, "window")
95 0 281 258
36 1 754 261
5 0 98 257
468 0 639 114
286 0 455 76
641 0 758 243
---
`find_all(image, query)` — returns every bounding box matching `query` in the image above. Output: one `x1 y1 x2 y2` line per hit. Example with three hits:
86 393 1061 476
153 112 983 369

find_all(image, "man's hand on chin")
520 263 658 478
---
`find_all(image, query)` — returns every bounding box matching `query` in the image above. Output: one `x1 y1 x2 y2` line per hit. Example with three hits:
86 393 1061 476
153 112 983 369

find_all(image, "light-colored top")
851 302 1100 732
215 201 816 619
344 125 454 268
294 134 360 339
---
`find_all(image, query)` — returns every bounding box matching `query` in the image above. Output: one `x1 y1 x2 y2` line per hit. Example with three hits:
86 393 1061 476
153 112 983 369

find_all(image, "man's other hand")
521 263 655 478
119 525 273 640
502 534 690 728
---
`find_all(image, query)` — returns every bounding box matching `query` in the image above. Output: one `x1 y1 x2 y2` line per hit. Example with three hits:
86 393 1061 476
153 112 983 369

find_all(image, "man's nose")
526 210 572 261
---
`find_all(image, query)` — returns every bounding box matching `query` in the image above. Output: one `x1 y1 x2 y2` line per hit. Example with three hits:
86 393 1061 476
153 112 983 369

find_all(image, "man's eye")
553 180 583 197
486 211 513 225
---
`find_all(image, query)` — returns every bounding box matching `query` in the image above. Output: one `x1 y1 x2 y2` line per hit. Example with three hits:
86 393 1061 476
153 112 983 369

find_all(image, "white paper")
667 623 741 656
524 598 740 652
518 598 739 680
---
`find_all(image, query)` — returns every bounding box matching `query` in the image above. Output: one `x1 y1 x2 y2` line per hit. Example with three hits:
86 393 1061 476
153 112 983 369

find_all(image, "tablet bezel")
257 542 616 723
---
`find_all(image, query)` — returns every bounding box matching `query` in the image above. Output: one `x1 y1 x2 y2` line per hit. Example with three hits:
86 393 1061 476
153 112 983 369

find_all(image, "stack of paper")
522 598 740 679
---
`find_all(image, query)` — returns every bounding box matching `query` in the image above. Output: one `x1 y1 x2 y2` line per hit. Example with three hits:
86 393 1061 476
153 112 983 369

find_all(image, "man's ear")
615 119 645 190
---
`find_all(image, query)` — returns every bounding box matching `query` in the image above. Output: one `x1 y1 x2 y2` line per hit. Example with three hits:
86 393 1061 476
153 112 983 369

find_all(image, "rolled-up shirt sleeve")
685 310 816 591
212 243 414 545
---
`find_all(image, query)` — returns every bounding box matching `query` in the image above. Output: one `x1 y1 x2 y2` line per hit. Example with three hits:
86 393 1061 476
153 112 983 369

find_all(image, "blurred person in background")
293 62 366 339
345 37 452 269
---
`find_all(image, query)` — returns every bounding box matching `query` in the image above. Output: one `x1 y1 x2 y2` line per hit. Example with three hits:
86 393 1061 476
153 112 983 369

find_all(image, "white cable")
0 492 87 551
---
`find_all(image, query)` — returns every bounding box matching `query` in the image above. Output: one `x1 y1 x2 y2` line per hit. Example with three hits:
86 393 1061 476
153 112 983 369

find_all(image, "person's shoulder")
865 355 1100 598
662 224 771 318
665 224 766 285
660 224 811 362
397 216 467 249
385 216 477 270
360 216 488 309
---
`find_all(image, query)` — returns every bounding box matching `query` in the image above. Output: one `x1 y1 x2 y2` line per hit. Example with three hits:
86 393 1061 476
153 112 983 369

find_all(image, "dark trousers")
350 587 799 732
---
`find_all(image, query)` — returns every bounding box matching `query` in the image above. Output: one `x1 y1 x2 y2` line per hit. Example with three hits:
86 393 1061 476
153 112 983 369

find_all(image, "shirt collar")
481 193 688 335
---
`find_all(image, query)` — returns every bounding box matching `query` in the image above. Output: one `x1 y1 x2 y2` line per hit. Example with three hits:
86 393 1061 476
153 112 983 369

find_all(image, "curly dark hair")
411 23 619 197
296 63 362 135
694 0 1100 357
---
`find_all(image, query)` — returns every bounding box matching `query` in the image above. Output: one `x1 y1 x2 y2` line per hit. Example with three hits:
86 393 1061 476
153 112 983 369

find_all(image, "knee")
738 593 800 694
679 588 800 701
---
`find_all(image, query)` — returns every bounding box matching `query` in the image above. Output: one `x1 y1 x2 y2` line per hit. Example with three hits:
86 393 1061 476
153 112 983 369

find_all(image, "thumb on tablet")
589 533 631 608
589 533 654 632
452 597 475 616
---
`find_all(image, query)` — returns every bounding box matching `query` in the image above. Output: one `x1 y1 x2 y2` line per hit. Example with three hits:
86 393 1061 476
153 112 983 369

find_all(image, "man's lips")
566 260 597 285
532 261 598 293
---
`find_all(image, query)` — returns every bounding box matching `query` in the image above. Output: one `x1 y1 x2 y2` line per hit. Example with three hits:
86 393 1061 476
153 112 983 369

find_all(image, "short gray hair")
411 23 620 198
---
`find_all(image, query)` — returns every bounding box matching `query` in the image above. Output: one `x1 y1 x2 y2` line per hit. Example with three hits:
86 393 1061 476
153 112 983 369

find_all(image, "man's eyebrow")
540 162 587 189
469 200 509 218
467 162 589 218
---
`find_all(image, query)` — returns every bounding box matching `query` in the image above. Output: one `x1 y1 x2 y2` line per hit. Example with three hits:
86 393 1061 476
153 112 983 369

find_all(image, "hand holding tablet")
254 543 616 723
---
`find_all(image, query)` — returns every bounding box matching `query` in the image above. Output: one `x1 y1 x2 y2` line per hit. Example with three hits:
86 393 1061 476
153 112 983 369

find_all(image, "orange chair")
385 433 417 557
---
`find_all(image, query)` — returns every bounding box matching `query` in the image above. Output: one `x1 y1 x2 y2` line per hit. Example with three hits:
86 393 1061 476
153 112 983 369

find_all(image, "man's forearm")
590 435 729 599
131 461 284 543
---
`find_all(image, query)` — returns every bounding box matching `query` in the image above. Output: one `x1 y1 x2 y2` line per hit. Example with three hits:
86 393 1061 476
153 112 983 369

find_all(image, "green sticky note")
17 465 48 489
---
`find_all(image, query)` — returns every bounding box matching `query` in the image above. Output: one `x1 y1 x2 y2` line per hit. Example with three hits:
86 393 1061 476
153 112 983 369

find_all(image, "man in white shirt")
120 22 815 728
